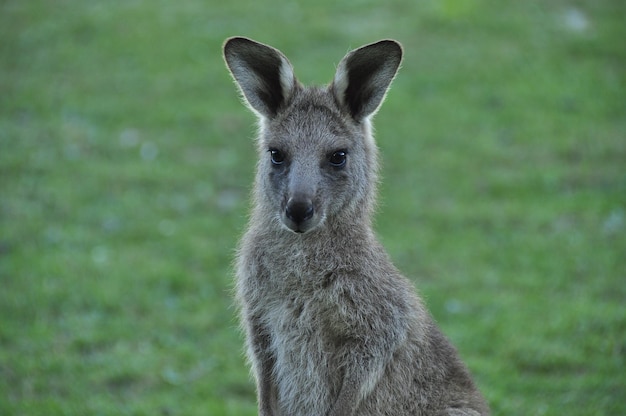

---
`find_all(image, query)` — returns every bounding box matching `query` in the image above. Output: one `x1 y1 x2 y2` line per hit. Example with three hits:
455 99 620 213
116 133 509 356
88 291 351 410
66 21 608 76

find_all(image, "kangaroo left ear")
223 37 297 119
332 40 403 121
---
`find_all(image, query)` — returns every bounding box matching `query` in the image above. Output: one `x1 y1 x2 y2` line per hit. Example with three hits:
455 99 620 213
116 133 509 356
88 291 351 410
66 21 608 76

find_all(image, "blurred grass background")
1 0 624 414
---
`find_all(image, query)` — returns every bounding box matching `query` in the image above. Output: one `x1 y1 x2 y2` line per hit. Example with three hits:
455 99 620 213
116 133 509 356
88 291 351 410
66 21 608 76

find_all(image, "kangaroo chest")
256 271 343 415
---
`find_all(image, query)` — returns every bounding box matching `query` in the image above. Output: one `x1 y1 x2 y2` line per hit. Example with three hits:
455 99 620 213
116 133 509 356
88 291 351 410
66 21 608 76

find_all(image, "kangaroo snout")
286 198 313 225
282 164 320 233
284 195 316 233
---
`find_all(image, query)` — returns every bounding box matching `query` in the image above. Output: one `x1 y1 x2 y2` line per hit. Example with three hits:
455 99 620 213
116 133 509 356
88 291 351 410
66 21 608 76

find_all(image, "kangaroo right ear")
332 40 403 122
223 37 297 119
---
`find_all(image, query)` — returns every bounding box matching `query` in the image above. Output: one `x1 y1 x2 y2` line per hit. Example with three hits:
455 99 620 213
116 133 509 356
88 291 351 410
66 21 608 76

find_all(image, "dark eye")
269 149 285 166
329 150 347 168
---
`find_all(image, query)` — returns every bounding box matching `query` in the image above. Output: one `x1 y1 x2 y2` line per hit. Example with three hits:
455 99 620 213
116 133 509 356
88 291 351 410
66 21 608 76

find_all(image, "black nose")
286 200 314 225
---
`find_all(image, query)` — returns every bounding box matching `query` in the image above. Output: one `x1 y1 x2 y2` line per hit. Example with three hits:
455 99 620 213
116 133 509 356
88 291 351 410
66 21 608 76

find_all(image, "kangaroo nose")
286 199 314 225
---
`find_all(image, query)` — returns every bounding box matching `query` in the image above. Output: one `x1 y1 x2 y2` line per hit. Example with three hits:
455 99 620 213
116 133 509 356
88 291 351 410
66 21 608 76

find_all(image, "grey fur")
223 36 490 416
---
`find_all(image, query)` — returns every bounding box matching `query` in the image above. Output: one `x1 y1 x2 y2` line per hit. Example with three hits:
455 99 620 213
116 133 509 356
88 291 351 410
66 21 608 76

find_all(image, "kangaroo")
223 36 489 416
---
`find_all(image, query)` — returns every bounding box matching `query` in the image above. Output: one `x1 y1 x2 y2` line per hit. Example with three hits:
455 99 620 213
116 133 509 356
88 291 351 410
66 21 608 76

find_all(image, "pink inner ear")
278 57 296 102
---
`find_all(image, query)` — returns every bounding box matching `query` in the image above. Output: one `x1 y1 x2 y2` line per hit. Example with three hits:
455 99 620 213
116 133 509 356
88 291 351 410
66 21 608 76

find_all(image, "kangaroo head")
224 37 402 234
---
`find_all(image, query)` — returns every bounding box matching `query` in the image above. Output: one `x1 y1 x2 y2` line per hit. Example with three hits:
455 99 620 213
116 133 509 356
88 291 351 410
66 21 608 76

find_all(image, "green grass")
1 0 624 414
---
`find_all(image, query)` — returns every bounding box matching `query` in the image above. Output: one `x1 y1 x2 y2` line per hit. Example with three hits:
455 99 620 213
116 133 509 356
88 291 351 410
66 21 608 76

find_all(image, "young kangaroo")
223 37 489 416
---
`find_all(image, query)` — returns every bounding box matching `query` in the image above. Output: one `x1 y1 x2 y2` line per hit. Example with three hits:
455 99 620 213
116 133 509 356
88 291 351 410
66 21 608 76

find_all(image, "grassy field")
1 0 624 414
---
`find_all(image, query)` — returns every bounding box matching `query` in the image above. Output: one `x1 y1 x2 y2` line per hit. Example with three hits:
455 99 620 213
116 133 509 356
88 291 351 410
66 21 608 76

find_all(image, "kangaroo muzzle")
281 164 320 233
286 198 314 225
284 195 316 233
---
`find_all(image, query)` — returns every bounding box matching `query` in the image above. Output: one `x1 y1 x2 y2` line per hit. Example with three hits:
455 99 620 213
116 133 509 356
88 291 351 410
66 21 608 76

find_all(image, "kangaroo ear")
223 37 297 119
332 40 403 121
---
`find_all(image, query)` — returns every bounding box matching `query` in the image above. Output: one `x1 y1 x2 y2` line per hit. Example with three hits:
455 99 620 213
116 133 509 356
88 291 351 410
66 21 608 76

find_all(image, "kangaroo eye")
329 150 347 168
269 149 285 165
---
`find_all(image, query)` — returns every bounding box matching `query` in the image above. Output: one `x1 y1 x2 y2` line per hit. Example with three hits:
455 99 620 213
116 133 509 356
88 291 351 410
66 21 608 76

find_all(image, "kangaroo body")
223 37 489 416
